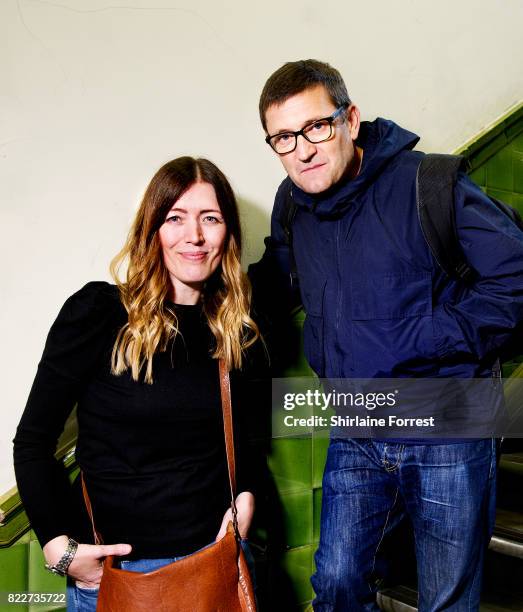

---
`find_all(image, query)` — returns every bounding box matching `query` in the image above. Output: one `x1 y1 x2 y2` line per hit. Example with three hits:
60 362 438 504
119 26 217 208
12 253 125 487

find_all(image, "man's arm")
247 179 302 373
248 177 302 325
433 174 523 362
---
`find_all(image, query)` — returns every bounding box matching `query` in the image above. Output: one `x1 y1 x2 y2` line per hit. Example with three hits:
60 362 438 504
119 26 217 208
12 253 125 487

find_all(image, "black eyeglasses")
265 105 348 154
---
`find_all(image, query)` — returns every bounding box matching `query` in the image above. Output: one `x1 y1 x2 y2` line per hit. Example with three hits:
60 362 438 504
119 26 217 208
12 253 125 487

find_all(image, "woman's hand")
216 492 255 541
43 535 132 588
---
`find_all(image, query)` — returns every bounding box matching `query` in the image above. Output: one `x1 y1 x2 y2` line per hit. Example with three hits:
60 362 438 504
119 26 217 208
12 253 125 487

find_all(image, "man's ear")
347 104 361 140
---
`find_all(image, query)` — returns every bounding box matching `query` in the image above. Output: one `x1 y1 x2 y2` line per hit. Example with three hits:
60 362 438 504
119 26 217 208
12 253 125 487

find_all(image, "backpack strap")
278 180 299 287
416 153 476 283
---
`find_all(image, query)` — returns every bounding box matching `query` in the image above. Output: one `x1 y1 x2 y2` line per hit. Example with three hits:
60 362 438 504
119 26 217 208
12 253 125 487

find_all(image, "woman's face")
159 181 227 304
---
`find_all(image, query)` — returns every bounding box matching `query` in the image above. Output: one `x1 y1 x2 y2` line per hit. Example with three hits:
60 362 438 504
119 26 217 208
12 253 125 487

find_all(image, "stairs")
377 450 523 612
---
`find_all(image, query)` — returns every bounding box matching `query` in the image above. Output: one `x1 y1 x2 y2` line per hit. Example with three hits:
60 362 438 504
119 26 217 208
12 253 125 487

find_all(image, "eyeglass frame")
265 104 350 154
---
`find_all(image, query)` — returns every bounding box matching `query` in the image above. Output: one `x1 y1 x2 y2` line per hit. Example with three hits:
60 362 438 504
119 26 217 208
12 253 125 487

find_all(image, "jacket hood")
291 118 420 218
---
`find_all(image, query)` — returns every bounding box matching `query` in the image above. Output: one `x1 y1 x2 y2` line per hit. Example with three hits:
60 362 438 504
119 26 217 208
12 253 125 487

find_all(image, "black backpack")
279 153 523 361
416 154 523 283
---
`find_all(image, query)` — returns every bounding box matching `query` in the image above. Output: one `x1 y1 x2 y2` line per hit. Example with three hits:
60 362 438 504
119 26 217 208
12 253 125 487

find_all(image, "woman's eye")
165 214 182 223
202 215 221 223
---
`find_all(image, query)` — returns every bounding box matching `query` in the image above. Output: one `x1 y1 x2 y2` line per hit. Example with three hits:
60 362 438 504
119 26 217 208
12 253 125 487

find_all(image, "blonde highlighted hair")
110 156 260 383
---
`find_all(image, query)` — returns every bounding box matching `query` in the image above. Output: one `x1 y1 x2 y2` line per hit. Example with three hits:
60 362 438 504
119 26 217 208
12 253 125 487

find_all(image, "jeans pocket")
75 585 99 592
67 583 99 612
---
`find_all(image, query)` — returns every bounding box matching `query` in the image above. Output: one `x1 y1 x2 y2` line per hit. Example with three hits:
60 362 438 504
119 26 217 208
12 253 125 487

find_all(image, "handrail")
454 100 523 170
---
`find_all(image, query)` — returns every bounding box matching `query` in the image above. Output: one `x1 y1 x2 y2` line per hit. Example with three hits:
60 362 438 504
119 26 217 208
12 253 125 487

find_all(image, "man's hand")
43 535 132 588
216 492 255 541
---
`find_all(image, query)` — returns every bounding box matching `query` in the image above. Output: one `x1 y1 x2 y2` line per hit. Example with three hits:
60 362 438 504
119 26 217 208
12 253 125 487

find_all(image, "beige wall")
1 0 522 492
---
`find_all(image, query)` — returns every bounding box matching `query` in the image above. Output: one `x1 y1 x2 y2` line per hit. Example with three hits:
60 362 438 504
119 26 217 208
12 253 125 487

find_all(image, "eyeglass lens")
271 120 332 154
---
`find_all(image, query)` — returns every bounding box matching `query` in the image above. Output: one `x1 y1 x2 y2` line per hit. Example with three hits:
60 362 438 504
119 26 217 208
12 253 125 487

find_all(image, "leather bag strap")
81 359 240 542
219 359 239 535
81 473 103 545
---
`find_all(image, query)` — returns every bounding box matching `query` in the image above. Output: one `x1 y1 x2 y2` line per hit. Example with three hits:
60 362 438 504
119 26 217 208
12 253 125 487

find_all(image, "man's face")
265 85 360 194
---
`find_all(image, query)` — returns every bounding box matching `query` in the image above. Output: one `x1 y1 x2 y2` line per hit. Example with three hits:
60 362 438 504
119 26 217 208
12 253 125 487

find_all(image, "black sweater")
13 282 256 558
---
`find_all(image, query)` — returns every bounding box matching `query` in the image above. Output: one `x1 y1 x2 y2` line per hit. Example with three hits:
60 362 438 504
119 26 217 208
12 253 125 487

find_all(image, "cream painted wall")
1 0 522 492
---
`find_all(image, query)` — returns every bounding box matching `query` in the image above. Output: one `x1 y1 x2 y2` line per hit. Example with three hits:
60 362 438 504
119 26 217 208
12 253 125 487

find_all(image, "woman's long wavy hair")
110 156 260 383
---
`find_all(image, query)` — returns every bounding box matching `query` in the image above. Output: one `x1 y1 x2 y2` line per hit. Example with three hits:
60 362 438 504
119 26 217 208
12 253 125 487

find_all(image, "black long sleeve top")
13 282 257 558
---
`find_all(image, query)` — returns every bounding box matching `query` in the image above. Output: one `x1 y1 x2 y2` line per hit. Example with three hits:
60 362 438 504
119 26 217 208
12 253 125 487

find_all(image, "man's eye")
310 120 328 131
274 133 292 144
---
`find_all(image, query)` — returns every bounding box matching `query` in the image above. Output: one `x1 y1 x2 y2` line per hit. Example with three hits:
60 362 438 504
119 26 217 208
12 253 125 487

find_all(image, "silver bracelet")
45 538 79 577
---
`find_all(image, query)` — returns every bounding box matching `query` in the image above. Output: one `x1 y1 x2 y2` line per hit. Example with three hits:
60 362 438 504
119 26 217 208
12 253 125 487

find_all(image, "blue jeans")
66 540 255 612
311 438 497 612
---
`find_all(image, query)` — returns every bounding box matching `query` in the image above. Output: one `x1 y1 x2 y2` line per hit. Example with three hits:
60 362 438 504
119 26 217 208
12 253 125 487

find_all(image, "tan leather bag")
81 360 256 612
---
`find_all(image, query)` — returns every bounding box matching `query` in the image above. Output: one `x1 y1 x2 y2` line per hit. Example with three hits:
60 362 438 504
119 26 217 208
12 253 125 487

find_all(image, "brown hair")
259 59 351 131
110 156 259 382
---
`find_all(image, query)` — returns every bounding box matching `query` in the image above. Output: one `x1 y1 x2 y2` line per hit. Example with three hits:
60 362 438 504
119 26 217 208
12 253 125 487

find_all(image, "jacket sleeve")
247 178 302 331
13 282 118 548
231 313 272 493
432 174 523 362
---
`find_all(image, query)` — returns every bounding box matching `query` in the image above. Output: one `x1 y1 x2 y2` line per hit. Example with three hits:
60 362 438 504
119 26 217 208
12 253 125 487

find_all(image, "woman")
13 157 260 611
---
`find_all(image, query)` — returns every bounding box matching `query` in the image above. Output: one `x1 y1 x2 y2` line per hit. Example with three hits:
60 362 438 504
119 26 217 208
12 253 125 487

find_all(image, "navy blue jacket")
249 118 523 379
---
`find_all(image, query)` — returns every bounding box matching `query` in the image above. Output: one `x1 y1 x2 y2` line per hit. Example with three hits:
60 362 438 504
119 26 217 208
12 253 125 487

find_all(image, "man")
249 60 523 611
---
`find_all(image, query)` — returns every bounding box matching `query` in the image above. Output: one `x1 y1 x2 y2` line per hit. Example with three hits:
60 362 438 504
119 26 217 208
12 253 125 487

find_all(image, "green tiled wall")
269 437 312 494
262 431 327 607
261 312 326 608
0 531 65 612
280 545 314 605
468 132 523 215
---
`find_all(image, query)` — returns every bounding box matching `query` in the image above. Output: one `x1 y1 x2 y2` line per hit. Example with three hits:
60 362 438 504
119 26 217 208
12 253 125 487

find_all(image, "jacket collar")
290 118 419 218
